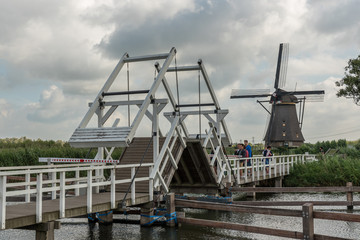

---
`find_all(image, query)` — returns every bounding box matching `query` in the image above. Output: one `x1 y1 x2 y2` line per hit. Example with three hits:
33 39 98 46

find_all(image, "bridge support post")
166 193 176 227
21 221 61 240
140 202 154 227
97 211 113 224
347 182 353 210
247 184 256 200
302 203 314 240
275 177 283 188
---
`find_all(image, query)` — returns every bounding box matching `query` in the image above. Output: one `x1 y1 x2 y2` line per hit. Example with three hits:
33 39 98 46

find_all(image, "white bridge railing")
0 162 154 229
224 154 317 184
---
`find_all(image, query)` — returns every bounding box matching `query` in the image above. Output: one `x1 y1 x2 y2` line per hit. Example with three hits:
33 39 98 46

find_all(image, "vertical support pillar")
97 211 113 224
110 169 116 209
275 177 283 188
75 170 80 196
0 176 6 229
25 172 31 202
149 166 154 201
87 170 92 213
51 172 56 200
36 173 43 223
347 182 353 210
34 221 61 240
166 193 176 227
95 169 100 194
59 172 65 218
236 161 240 185
96 106 104 160
131 167 136 205
140 202 154 226
302 203 314 240
247 184 256 200
153 101 159 164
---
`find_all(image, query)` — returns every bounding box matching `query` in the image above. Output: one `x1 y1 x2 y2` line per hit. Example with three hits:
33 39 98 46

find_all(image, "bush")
284 156 360 187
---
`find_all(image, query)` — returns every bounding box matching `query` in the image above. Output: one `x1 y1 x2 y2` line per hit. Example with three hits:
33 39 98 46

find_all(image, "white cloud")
0 0 359 143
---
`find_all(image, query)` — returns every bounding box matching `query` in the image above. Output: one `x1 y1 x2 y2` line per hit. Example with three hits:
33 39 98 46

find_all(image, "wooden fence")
176 198 360 240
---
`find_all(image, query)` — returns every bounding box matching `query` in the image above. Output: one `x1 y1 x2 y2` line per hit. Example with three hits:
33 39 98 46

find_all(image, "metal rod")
102 90 149 96
167 65 200 72
176 103 215 108
123 53 169 63
257 100 271 115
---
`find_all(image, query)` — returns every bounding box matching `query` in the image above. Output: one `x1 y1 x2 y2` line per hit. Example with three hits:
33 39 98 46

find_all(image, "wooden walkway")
5 192 149 229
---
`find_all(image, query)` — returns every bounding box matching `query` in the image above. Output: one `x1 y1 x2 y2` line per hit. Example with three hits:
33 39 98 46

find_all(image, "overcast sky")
1 0 360 144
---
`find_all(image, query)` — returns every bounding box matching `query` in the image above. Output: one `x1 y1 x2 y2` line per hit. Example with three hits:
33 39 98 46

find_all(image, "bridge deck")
5 192 149 229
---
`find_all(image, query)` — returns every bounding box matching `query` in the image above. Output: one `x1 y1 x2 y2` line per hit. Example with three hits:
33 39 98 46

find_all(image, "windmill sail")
230 89 271 99
274 43 289 90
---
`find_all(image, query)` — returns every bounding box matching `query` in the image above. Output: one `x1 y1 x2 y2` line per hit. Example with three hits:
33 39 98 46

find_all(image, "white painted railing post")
36 173 43 223
95 168 100 194
291 156 294 168
87 170 92 213
255 158 258 181
149 166 153 201
51 171 56 200
269 158 272 177
25 172 31 202
287 157 290 174
262 158 265 179
245 161 248 182
131 167 135 205
0 176 6 229
274 157 277 177
75 170 80 196
111 168 116 209
59 172 65 218
236 161 240 185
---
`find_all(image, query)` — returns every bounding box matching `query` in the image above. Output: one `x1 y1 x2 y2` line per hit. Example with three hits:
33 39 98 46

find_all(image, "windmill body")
231 43 324 147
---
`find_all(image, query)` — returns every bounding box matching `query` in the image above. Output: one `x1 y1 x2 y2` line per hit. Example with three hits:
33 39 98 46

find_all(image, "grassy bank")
0 137 123 167
284 156 360 187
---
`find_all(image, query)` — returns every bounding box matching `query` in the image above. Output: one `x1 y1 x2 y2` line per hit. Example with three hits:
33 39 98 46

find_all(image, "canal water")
1 193 359 240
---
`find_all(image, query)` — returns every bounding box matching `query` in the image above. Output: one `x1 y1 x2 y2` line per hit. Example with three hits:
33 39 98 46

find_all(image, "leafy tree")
335 55 360 105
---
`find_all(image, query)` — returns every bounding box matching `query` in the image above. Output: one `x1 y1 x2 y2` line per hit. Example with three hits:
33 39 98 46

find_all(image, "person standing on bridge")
235 143 248 178
263 146 273 174
244 140 252 176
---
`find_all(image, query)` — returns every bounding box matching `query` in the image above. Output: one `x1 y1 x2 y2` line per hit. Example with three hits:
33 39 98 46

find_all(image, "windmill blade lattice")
230 89 271 99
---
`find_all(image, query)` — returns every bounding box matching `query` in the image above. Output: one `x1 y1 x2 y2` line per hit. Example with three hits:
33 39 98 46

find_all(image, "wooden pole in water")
347 182 353 210
302 203 314 240
166 193 176 227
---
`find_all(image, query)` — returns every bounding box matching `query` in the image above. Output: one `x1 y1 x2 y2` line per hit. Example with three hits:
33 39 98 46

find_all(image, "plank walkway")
5 192 149 229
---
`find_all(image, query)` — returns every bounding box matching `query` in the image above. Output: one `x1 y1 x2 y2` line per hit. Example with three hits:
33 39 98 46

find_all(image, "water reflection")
0 193 359 240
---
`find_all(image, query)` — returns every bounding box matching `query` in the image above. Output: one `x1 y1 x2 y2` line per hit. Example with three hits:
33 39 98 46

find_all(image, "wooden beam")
179 159 194 185
232 201 360 206
314 211 360 223
175 199 302 217
178 217 304 239
302 203 314 240
231 186 360 193
177 217 348 240
186 144 206 184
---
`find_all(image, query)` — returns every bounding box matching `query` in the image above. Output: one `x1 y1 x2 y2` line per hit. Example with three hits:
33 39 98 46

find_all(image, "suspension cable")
198 68 201 140
127 62 130 127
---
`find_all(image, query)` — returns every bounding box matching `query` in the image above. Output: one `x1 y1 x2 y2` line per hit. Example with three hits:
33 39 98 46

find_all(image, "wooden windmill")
231 43 325 147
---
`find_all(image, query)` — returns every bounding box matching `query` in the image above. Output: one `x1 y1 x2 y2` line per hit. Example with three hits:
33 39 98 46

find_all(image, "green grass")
0 137 123 167
284 156 360 187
